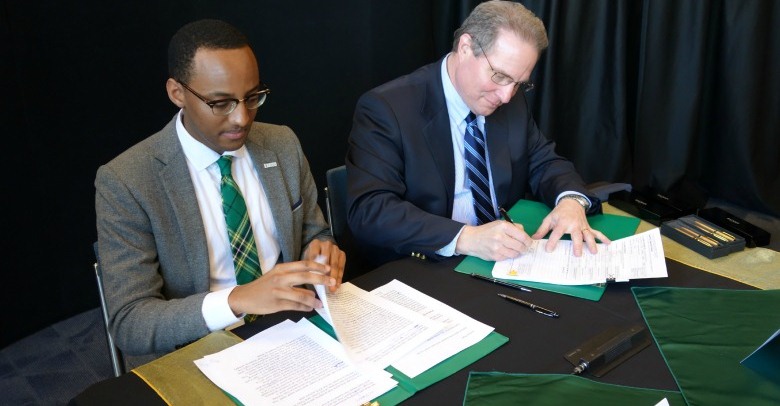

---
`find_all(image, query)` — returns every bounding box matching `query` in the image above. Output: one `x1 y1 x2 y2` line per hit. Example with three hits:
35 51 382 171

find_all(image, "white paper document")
195 281 498 405
372 280 494 377
492 228 667 285
320 282 446 370
313 283 333 325
194 318 397 406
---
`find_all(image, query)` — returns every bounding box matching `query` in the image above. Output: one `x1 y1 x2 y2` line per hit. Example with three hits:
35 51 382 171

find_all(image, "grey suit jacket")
95 115 330 359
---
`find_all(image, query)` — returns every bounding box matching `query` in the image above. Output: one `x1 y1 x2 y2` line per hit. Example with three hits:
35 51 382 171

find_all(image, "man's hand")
303 239 346 292
227 260 336 317
532 199 610 256
456 221 532 261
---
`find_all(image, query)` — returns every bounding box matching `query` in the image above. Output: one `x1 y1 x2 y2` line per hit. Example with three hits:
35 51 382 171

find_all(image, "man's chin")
476 107 498 117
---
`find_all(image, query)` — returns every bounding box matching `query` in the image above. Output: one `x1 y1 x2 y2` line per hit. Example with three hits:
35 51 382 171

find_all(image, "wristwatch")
559 194 591 211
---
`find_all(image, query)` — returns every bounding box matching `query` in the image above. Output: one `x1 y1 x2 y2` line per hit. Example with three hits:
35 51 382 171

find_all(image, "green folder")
308 314 508 406
463 372 685 405
633 287 780 405
455 200 641 301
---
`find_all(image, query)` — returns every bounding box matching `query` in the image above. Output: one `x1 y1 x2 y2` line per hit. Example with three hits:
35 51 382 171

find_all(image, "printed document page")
372 279 494 378
492 228 667 285
194 318 396 406
321 282 446 370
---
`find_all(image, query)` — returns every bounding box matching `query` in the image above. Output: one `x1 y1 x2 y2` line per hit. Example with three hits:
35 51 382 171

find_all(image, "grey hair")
452 0 548 56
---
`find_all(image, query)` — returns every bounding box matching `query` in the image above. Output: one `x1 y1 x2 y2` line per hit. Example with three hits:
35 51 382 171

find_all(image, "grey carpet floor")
0 308 112 406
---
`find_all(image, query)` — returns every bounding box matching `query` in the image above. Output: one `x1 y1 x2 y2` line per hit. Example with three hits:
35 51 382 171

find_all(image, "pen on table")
497 293 559 318
470 273 532 292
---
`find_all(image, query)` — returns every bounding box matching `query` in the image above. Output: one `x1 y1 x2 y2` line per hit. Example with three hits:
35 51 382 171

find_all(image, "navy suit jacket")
346 57 594 265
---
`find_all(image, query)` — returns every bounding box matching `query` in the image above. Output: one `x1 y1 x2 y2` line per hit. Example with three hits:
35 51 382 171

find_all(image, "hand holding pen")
455 209 531 261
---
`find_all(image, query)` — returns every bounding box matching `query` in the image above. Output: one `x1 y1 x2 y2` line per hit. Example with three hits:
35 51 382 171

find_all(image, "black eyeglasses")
177 81 271 116
473 39 535 93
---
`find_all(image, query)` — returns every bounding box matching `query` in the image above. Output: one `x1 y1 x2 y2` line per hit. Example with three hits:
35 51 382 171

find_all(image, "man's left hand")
304 239 346 292
532 199 610 256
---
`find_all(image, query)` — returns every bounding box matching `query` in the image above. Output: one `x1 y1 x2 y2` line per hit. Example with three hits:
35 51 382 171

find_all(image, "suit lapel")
154 118 210 285
244 139 294 264
421 58 456 214
486 107 512 206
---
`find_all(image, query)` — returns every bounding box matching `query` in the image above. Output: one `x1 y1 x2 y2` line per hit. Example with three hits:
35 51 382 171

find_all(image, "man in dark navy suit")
346 1 609 266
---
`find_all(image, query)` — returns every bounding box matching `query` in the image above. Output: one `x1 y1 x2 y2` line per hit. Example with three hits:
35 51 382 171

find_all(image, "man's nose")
496 84 516 104
228 102 253 126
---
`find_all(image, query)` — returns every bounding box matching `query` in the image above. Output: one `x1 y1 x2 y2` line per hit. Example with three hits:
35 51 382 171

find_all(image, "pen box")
609 190 682 226
641 188 698 217
697 207 771 248
661 215 746 259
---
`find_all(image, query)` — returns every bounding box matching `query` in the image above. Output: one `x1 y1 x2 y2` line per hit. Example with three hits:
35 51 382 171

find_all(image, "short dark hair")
168 19 251 83
453 0 548 56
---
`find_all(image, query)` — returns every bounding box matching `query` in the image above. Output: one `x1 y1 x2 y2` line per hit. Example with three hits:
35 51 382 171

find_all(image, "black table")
71 257 753 405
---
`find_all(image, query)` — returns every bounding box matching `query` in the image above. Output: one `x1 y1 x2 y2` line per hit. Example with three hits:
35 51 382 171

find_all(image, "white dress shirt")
436 56 589 256
176 111 281 330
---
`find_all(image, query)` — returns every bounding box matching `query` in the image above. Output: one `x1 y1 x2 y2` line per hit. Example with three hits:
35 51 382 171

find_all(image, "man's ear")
166 78 185 108
458 33 473 56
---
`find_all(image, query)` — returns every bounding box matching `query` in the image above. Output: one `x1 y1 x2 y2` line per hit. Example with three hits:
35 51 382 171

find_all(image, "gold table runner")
603 203 780 289
133 330 243 405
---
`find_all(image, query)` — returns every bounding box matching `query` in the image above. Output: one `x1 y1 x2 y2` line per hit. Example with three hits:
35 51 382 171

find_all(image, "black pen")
499 207 514 223
471 273 532 292
497 293 559 318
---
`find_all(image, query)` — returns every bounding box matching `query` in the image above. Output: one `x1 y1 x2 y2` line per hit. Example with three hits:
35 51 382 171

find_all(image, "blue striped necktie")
464 112 496 225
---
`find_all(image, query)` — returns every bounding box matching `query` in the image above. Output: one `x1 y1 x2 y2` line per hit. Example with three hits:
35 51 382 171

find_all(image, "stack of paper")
195 280 496 405
195 318 396 406
492 228 667 285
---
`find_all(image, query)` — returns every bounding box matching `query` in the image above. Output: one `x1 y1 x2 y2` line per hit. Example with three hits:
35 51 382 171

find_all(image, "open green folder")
463 372 685 405
633 287 780 406
308 314 509 406
455 200 641 301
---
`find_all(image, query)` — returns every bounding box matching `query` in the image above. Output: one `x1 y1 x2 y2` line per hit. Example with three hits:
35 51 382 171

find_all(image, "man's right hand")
455 220 532 261
227 260 336 317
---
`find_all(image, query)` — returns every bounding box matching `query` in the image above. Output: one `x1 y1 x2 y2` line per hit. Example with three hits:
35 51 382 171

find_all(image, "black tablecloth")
71 257 753 405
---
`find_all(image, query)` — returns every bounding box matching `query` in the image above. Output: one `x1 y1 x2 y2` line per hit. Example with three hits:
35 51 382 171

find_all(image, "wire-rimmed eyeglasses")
473 38 535 93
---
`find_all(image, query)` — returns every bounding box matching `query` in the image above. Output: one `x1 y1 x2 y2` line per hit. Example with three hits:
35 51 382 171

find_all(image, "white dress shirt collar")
175 110 249 168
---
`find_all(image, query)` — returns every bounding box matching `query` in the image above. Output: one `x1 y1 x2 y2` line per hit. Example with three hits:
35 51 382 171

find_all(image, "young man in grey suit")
347 1 609 266
95 19 344 365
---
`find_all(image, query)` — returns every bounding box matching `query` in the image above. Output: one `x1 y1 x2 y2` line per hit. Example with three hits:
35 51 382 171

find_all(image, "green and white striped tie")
217 156 261 321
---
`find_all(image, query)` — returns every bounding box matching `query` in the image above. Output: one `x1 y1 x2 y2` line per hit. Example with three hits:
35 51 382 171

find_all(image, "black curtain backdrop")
2 0 778 347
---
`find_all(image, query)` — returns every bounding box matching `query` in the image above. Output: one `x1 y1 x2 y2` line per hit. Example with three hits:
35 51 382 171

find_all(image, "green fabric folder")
633 287 780 405
454 200 641 301
308 314 508 406
463 372 685 405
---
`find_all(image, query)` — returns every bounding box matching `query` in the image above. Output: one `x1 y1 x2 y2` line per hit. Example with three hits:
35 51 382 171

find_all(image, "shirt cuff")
555 191 592 207
436 226 466 257
202 286 243 331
